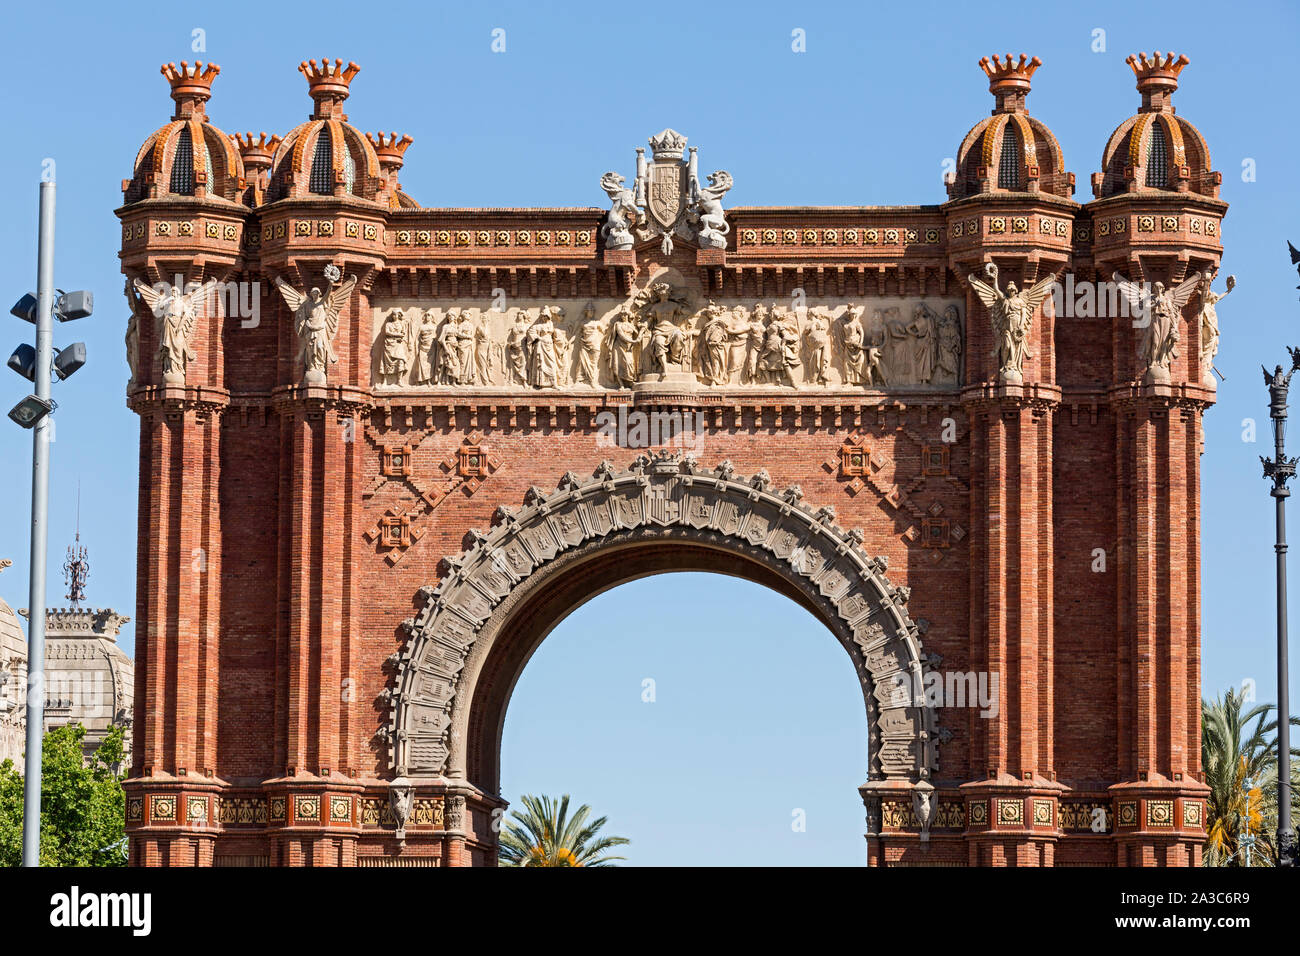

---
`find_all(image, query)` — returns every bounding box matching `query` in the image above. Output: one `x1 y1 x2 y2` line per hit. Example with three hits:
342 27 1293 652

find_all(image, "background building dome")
123 62 245 204
266 59 382 203
946 54 1073 200
1092 52 1219 199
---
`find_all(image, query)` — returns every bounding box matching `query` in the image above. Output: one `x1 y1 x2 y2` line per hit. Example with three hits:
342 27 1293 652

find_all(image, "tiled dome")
266 59 382 203
123 62 245 204
947 54 1073 200
1092 52 1219 199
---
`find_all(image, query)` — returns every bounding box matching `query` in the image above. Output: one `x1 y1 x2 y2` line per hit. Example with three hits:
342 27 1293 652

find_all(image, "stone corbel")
388 777 413 844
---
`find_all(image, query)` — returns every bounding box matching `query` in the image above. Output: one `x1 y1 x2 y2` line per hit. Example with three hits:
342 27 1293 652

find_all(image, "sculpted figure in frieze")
1115 270 1202 385
968 263 1054 384
805 308 833 385
413 310 437 385
132 277 218 385
698 302 731 385
437 308 465 384
840 305 867 386
274 265 357 386
474 310 498 385
377 308 413 386
506 309 531 385
527 305 562 388
631 282 693 377
574 302 605 387
1197 270 1234 384
935 305 963 387
758 308 801 387
743 304 768 384
608 306 640 388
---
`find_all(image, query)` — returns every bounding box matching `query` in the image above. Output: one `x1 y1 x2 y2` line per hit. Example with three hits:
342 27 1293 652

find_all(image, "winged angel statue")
274 265 358 384
967 263 1055 383
1113 271 1202 384
131 277 218 384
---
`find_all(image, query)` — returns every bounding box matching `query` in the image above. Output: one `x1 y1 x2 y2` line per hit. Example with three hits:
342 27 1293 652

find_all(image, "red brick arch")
387 453 942 807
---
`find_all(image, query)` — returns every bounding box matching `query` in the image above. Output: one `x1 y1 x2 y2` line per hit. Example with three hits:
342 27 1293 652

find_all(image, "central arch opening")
499 571 871 866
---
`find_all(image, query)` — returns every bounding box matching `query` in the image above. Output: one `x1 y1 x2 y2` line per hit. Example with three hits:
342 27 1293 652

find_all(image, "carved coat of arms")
599 128 733 255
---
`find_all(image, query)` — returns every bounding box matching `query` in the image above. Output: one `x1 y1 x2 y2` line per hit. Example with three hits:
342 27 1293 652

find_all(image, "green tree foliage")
498 793 629 867
0 724 127 867
1201 688 1300 867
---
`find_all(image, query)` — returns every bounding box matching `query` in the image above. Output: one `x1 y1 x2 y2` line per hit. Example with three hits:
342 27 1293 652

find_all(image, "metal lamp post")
1262 345 1300 868
6 179 92 867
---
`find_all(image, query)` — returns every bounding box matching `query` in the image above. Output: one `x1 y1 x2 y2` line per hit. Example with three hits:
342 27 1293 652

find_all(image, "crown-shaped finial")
232 132 282 168
1127 51 1189 101
366 132 414 169
299 58 360 118
979 54 1041 113
648 128 688 161
160 61 221 118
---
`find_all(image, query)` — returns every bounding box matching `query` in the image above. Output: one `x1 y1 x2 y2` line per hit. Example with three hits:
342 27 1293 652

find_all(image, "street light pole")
1262 345 1300 868
21 180 55 867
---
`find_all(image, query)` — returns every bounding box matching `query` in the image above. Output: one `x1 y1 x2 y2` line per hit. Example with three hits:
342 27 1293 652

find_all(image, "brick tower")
116 52 1225 866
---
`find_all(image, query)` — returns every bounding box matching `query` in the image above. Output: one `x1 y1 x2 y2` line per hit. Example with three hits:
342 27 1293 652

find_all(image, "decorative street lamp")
1260 330 1300 868
5 178 93 868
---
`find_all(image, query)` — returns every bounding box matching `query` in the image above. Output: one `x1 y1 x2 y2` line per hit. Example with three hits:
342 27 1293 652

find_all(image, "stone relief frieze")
370 289 964 392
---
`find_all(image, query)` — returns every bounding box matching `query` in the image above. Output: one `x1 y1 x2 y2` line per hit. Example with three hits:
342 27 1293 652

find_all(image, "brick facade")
117 53 1224 866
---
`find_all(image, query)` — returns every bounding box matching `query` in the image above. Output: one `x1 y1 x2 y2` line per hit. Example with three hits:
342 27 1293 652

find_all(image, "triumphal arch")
117 51 1227 866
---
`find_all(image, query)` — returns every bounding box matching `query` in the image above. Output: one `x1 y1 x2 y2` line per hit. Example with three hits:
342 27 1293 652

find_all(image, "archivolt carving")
385 452 940 787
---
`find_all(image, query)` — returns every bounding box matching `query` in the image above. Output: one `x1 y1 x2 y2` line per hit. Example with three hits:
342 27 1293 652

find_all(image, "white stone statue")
690 167 733 249
132 277 218 385
274 266 357 385
1197 270 1234 384
599 172 640 251
698 302 731 385
968 263 1055 383
123 278 141 386
1115 271 1202 384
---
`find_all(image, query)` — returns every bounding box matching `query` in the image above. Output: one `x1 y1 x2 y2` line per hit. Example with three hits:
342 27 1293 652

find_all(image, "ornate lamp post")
1261 344 1300 867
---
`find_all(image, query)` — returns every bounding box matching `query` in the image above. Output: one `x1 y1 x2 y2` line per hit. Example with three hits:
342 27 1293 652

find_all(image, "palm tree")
1201 688 1299 866
498 794 630 867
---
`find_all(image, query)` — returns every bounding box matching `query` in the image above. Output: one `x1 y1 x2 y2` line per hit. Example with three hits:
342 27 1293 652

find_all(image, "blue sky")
0 0 1296 864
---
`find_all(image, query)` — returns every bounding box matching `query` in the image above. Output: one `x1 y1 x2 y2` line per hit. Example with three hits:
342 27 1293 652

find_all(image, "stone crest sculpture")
1114 270 1202 384
968 263 1055 383
599 130 732 254
1197 270 1234 384
689 169 733 249
132 277 218 385
274 265 358 385
598 172 639 251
